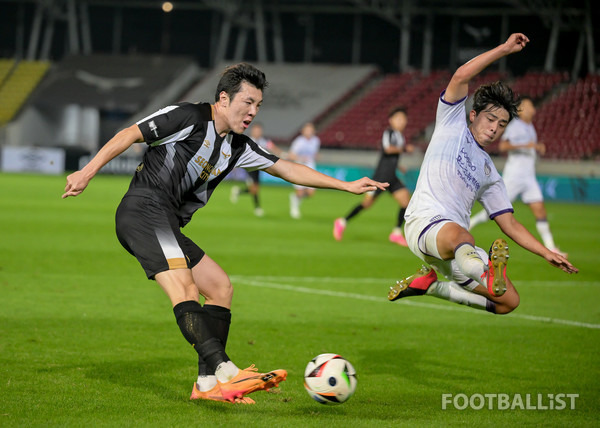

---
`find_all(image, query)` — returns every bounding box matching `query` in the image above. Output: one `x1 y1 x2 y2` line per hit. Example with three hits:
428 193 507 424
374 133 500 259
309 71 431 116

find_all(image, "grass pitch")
1 173 598 427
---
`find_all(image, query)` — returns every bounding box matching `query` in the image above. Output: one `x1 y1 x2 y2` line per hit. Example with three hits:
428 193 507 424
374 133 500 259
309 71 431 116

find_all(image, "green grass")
1 173 598 427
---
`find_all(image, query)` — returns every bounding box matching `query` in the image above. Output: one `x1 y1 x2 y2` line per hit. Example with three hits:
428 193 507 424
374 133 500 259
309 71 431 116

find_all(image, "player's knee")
494 293 520 314
215 278 233 301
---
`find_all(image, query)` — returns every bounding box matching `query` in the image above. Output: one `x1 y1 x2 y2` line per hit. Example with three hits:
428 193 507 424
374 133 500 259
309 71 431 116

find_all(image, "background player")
230 122 280 217
333 107 413 246
469 96 567 257
62 63 387 404
288 122 321 219
387 34 577 315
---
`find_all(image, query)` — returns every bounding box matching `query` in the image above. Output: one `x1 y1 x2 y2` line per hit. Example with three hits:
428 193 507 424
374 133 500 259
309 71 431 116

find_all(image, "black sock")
397 208 406 228
345 204 364 221
252 194 260 209
173 301 230 372
203 304 232 349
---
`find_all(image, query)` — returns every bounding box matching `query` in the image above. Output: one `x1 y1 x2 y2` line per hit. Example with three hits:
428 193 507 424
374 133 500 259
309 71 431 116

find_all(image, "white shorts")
503 174 543 204
405 216 488 291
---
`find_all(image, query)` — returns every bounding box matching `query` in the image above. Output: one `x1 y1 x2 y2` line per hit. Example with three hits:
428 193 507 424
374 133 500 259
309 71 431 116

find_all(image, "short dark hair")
472 81 519 121
388 106 407 118
518 95 534 105
214 63 268 102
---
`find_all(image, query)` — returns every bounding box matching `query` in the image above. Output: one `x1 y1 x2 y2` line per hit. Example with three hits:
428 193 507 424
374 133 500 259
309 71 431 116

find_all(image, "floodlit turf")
1 172 598 427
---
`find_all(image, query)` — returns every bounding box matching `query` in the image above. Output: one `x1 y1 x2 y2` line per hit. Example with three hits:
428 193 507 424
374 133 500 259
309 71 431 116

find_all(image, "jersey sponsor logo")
484 161 491 176
203 139 211 148
136 162 144 172
193 154 223 181
149 120 159 138
221 150 231 159
456 148 480 192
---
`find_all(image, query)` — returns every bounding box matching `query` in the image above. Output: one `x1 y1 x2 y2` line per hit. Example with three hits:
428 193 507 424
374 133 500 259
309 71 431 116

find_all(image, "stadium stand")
0 58 15 86
510 71 569 101
535 74 600 160
182 62 379 144
0 60 50 126
5 54 202 154
318 69 597 161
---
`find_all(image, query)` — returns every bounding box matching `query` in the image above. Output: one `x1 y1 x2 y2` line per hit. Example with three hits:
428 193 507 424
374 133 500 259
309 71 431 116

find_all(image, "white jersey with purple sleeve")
501 118 538 181
289 135 320 169
405 91 513 231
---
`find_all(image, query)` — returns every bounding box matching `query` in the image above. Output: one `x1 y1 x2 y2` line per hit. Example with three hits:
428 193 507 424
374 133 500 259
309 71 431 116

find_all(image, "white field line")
231 276 600 330
232 275 599 287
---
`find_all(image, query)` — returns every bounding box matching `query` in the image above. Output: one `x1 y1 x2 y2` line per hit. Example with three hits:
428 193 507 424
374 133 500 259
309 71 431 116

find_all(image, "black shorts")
372 173 406 196
247 170 260 184
115 194 205 279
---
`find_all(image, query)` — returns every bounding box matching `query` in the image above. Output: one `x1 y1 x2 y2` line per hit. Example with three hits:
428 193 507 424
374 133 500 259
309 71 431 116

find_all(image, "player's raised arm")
444 33 530 104
265 158 388 195
62 124 144 198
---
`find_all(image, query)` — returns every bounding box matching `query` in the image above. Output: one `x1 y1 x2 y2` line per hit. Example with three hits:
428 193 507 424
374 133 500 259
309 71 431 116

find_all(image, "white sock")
392 227 402 235
427 281 491 312
197 375 218 392
215 361 240 383
454 243 487 288
289 193 300 209
536 220 556 250
469 210 489 230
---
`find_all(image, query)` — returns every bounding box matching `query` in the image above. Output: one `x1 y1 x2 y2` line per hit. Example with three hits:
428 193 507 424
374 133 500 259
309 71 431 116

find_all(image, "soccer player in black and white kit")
62 63 387 404
386 34 577 315
333 107 413 246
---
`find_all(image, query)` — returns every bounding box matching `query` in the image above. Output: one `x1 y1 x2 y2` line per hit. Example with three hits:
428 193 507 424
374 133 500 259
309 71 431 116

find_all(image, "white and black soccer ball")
304 353 357 404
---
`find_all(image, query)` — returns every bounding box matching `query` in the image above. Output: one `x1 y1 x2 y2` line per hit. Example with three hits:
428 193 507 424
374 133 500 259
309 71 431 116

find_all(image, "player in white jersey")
288 122 321 219
230 122 280 217
469 96 567 257
387 34 577 315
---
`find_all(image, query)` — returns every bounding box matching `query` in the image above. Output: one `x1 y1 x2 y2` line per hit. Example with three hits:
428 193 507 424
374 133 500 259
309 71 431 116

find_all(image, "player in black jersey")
333 107 413 246
62 63 388 404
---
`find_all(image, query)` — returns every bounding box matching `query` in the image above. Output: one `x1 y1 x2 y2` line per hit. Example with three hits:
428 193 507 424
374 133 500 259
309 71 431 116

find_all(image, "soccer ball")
304 353 357 404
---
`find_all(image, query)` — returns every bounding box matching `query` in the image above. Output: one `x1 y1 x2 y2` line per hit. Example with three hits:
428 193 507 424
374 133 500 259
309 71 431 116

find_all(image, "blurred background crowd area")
0 0 598 178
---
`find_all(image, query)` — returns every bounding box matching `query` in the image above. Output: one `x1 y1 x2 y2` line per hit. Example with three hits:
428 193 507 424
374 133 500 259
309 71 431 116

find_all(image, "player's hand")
346 177 389 195
504 33 529 54
535 143 546 155
62 170 91 198
405 143 415 154
545 251 578 274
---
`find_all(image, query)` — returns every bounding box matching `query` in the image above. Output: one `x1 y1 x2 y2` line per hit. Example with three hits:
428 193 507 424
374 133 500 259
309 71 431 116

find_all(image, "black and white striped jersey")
373 128 405 177
129 102 279 226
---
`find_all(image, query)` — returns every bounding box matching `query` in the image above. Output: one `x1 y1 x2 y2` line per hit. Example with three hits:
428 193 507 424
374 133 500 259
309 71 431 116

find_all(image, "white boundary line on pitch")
231 276 600 330
232 275 599 287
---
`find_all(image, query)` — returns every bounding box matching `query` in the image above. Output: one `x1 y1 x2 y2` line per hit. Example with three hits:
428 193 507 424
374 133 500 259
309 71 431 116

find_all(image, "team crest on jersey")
203 139 211 148
484 161 491 176
136 163 144 172
221 150 231 159
149 121 159 138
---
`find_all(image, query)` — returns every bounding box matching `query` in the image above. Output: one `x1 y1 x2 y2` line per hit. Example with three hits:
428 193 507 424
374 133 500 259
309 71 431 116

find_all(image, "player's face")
389 112 407 131
469 105 510 146
518 99 536 122
301 123 315 138
250 124 263 139
222 82 263 134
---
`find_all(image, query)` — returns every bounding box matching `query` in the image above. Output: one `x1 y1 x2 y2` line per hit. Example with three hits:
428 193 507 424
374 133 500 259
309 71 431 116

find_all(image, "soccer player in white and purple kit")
469 96 567 257
288 122 321 219
388 34 577 315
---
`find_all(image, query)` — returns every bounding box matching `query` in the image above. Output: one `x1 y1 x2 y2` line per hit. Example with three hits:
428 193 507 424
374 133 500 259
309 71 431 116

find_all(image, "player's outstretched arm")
265 159 388 195
494 212 578 273
62 125 144 199
445 33 530 103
